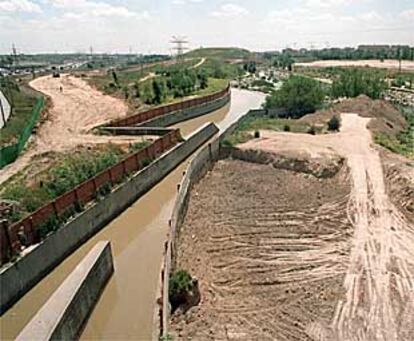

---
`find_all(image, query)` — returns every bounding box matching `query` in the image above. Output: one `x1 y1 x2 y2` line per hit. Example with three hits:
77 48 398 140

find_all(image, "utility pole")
398 47 402 73
170 36 189 63
11 43 18 73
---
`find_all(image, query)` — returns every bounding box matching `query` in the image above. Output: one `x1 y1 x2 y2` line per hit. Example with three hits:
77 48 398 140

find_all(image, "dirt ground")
172 158 352 340
295 59 414 72
0 74 138 185
171 113 414 340
300 94 407 136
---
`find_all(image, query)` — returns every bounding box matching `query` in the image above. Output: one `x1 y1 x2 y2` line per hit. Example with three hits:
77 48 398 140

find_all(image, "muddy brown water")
0 89 265 340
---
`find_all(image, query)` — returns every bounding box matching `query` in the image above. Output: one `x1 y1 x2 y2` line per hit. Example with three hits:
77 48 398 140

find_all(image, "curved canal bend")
0 89 265 340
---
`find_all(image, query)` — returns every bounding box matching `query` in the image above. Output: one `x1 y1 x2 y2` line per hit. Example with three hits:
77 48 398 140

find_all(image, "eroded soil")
171 113 414 340
172 159 353 340
0 74 135 185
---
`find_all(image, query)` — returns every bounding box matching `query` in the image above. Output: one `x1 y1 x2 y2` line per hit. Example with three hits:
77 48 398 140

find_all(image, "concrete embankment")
0 88 265 341
16 241 114 341
159 107 258 337
0 89 11 129
140 94 230 128
0 123 219 315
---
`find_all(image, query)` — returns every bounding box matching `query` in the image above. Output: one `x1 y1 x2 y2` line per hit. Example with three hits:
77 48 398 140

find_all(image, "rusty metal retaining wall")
0 130 180 266
106 85 230 127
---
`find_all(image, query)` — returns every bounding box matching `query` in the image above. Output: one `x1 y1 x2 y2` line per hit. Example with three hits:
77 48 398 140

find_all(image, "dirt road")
0 74 131 185
295 59 414 71
240 114 414 340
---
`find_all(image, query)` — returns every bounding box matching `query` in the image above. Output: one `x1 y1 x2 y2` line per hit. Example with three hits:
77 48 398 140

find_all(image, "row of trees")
264 68 389 116
331 69 387 99
138 69 209 105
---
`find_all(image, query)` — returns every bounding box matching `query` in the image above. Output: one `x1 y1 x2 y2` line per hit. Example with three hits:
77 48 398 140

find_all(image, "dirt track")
0 74 132 185
240 114 414 340
295 59 414 71
173 113 414 340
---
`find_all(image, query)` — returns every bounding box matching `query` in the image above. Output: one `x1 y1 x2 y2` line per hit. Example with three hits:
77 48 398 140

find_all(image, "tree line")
265 68 389 116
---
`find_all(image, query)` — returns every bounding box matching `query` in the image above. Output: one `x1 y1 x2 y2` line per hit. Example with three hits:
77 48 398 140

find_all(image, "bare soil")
296 59 414 72
171 113 414 340
300 95 407 136
0 74 138 185
172 159 352 340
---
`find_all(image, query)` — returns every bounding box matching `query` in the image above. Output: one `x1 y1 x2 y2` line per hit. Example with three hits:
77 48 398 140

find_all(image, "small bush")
307 126 316 135
169 270 199 313
328 115 341 131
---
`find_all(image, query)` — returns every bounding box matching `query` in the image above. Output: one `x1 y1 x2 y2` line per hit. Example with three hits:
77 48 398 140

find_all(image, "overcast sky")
1 0 413 54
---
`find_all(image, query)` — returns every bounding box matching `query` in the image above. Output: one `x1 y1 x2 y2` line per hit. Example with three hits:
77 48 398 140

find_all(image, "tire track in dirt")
172 160 353 340
239 114 414 339
330 114 414 341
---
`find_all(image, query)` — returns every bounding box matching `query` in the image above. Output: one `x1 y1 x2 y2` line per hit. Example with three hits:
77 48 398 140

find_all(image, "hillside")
185 47 251 60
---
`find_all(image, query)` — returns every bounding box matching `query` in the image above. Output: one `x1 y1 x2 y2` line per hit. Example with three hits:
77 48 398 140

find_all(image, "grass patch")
374 106 414 159
0 79 38 146
196 78 228 96
1 141 152 223
224 115 310 146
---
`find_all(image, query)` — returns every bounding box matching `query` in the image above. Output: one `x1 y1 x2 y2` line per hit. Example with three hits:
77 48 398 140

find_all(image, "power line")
170 36 189 60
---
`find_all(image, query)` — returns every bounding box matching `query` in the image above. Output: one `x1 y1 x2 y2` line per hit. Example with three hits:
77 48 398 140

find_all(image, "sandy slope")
0 74 132 185
240 114 414 340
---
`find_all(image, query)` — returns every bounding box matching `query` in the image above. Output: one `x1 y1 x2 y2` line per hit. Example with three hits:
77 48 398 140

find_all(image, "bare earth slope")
240 114 414 340
0 74 130 185
173 159 352 340
172 113 414 340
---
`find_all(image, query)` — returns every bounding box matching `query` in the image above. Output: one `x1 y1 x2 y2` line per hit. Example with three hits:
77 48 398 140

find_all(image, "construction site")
0 27 413 341
169 96 414 340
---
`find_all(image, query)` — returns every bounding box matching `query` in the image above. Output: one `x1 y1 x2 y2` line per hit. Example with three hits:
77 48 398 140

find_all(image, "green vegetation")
169 270 198 313
328 115 341 131
331 68 388 99
264 75 325 117
223 115 310 146
374 106 414 158
391 73 414 89
0 77 38 146
185 47 251 60
260 45 414 64
1 141 149 224
198 58 243 79
89 59 229 107
1 146 125 220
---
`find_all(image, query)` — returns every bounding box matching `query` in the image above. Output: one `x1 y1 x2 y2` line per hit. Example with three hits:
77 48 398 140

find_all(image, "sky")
0 0 413 54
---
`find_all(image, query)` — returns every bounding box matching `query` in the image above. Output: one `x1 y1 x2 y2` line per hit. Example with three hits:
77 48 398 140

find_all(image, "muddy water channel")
0 89 264 340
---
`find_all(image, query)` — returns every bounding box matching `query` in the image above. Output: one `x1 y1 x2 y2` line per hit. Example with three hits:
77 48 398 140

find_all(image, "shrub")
331 68 387 99
328 115 341 131
308 125 316 135
264 75 325 118
169 270 199 313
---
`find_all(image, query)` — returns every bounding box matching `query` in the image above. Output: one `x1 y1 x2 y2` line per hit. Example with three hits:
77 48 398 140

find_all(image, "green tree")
328 115 341 131
152 78 166 104
197 70 208 89
331 69 387 99
140 82 155 104
264 76 325 118
111 70 118 85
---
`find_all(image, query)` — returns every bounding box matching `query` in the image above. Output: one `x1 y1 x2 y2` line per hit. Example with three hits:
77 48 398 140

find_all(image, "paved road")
0 89 11 129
